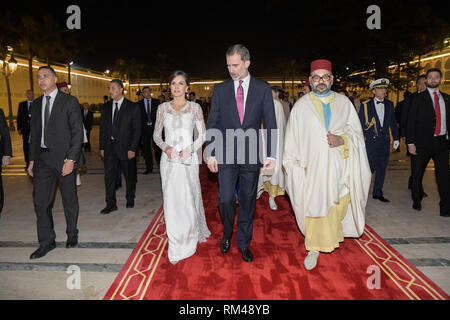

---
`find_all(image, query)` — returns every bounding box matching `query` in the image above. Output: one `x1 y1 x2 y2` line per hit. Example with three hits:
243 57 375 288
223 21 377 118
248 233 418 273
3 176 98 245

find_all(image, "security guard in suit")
358 78 399 202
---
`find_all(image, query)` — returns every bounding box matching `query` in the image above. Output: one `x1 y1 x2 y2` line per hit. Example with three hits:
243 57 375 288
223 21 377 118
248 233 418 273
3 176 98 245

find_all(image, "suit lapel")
228 79 241 126
117 99 127 126
242 76 256 127
382 102 388 128
35 96 44 139
370 100 382 129
48 91 62 125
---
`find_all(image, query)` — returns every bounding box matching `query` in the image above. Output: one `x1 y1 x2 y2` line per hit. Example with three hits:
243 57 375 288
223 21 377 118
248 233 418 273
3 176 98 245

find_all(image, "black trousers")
84 129 91 151
411 136 450 214
218 164 259 249
22 131 30 167
104 143 137 206
33 152 79 247
140 125 155 171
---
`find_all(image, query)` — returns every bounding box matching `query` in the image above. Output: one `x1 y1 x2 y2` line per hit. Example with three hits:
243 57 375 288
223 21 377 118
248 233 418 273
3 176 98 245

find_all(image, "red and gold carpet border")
104 205 448 300
104 206 166 300
355 225 447 300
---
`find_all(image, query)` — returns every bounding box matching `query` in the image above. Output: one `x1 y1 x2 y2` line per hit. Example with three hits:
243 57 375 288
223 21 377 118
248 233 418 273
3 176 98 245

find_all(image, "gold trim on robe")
305 193 350 253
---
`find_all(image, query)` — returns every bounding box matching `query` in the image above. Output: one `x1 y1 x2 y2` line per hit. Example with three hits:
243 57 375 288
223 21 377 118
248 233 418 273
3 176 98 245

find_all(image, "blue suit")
206 76 277 248
359 98 399 198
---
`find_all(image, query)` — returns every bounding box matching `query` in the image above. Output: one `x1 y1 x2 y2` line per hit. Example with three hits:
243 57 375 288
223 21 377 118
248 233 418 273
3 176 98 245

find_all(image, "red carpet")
104 166 449 300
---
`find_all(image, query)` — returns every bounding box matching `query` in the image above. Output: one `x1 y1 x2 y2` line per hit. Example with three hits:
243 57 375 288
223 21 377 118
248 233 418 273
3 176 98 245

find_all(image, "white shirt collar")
45 88 58 100
374 97 384 104
234 72 250 85
113 96 125 107
427 87 440 96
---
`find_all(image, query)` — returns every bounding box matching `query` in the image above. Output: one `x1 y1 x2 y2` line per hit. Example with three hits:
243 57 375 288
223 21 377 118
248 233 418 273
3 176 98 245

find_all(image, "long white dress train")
153 101 211 263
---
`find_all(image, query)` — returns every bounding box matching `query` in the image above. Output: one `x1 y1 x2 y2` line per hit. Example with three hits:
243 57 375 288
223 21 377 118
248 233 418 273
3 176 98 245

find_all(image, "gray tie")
44 96 51 145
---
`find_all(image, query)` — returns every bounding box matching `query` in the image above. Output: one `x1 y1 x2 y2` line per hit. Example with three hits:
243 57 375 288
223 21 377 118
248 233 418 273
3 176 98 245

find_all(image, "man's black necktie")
376 100 384 104
43 96 51 146
113 102 118 125
146 100 152 125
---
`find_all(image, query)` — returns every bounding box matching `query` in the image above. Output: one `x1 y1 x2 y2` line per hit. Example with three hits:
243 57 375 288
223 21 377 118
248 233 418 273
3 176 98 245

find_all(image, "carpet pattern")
104 167 448 300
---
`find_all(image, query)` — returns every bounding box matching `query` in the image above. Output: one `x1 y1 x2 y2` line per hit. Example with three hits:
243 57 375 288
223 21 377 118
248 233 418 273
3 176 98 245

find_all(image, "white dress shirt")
374 98 385 127
112 96 125 123
233 73 251 113
427 88 447 136
41 88 59 148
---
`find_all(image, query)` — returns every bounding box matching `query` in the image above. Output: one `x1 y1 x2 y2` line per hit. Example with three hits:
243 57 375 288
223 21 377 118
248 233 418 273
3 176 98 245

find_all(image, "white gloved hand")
393 140 399 149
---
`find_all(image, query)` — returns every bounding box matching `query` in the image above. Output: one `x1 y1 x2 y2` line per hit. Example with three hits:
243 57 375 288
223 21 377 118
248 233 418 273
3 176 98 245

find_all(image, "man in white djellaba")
283 59 371 271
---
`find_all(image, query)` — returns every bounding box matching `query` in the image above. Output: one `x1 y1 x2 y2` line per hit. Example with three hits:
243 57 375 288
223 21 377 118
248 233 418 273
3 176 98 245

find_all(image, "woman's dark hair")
169 70 190 87
271 86 285 100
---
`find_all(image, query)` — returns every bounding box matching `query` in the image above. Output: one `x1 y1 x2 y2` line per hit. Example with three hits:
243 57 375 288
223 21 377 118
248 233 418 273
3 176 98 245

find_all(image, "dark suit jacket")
29 91 84 169
138 98 159 128
0 109 12 158
406 90 450 148
81 109 94 131
359 98 399 143
206 76 277 169
17 100 32 135
99 98 142 161
400 92 419 138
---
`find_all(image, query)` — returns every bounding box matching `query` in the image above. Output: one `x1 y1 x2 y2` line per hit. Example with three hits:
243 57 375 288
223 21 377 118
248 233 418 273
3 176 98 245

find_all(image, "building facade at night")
1 48 450 119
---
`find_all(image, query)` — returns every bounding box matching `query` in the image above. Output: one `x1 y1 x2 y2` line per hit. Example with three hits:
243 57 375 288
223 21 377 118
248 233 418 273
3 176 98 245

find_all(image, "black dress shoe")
220 239 231 254
100 205 118 214
440 212 450 217
373 195 390 203
239 248 253 263
30 242 56 259
143 169 152 175
412 202 422 211
423 192 428 198
126 201 134 208
66 237 78 248
115 184 122 190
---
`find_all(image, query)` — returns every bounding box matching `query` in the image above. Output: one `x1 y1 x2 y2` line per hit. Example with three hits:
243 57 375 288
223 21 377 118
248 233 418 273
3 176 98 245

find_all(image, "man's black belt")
40 147 49 152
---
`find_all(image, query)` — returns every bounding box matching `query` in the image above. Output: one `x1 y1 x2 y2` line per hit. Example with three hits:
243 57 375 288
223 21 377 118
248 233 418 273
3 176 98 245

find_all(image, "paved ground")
0 128 449 299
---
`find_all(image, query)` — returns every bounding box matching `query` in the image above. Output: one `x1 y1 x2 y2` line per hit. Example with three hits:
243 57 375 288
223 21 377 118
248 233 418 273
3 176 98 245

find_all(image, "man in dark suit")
138 86 160 174
81 102 93 152
99 79 141 214
17 90 34 169
359 78 399 203
395 91 411 152
0 108 12 216
206 44 277 263
406 68 450 216
401 75 427 191
28 66 84 259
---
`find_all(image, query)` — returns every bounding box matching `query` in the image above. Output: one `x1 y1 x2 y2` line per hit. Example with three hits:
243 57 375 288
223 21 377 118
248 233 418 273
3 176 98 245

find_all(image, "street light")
68 61 74 91
1 49 18 131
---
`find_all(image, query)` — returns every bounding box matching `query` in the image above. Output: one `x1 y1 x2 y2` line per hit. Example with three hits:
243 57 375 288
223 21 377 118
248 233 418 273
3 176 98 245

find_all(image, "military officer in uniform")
358 78 399 202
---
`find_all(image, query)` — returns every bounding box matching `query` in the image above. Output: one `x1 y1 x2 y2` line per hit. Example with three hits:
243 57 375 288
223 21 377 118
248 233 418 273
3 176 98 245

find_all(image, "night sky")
3 0 449 78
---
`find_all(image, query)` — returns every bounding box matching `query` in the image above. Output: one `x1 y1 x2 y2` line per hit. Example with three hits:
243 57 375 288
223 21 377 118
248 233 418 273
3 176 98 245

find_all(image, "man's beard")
427 83 439 89
312 83 331 94
230 70 246 81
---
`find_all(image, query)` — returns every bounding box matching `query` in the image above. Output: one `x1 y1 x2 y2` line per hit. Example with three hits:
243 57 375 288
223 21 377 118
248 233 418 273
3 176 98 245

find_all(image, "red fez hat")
56 82 68 88
311 59 332 73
